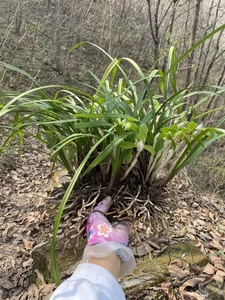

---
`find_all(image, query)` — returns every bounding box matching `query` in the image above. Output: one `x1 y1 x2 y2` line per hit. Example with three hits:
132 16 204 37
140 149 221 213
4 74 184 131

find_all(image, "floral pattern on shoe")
97 223 112 238
86 197 130 246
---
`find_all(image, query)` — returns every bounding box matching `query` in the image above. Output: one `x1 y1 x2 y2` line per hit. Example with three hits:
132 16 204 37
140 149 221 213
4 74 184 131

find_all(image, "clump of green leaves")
1 47 225 190
1 24 225 284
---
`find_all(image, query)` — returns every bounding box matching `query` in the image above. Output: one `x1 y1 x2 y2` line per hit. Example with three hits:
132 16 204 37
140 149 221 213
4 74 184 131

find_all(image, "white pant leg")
50 263 126 300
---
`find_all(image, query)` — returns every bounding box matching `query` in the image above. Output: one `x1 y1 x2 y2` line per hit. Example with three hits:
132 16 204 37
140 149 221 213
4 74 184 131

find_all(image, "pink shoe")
92 196 112 213
86 196 130 246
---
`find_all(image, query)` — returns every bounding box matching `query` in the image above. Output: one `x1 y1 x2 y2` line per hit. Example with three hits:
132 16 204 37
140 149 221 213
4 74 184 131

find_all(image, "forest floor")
0 138 225 300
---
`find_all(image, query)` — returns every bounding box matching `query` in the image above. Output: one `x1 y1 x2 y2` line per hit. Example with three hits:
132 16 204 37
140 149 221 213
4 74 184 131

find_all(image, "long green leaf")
82 132 133 177
50 127 116 285
176 24 225 68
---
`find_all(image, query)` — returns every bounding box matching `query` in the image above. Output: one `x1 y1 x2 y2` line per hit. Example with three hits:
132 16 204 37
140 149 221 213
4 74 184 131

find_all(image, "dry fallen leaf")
2 222 16 240
35 269 46 286
39 284 56 298
0 278 15 290
9 255 16 268
212 270 225 289
214 262 225 271
188 264 202 275
23 239 35 250
27 215 37 224
170 259 183 268
179 277 205 292
202 263 217 275
19 283 39 300
23 257 33 268
182 291 206 300
168 263 189 280
197 232 212 242
209 239 224 251
186 225 196 235
209 251 220 264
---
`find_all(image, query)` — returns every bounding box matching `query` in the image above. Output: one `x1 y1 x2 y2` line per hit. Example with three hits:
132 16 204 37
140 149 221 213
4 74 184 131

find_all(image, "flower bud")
137 140 144 153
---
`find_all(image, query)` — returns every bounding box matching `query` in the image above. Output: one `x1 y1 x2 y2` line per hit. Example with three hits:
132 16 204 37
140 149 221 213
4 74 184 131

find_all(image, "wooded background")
0 0 224 95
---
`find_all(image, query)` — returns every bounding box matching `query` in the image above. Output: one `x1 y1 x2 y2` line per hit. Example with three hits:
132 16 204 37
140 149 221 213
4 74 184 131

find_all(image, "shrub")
1 25 225 284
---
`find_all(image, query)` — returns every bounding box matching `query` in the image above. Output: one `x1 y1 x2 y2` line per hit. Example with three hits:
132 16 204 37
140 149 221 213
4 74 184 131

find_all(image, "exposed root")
45 184 172 250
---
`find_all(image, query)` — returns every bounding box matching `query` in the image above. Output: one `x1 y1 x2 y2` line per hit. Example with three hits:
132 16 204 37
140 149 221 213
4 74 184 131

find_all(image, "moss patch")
134 241 207 277
31 239 86 285
124 241 208 294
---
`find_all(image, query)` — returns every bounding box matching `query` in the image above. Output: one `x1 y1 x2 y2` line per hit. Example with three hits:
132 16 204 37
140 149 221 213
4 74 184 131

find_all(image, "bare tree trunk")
62 0 77 77
90 0 109 84
185 0 201 89
181 0 192 54
108 0 113 55
15 13 24 36
197 0 222 86
202 34 224 87
55 0 64 74
46 0 52 15
162 1 178 72
146 0 161 68
203 63 225 123
193 0 216 85
0 2 20 52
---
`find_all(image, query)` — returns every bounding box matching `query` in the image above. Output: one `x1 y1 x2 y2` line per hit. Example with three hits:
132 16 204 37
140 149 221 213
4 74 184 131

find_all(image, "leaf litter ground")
0 138 225 300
